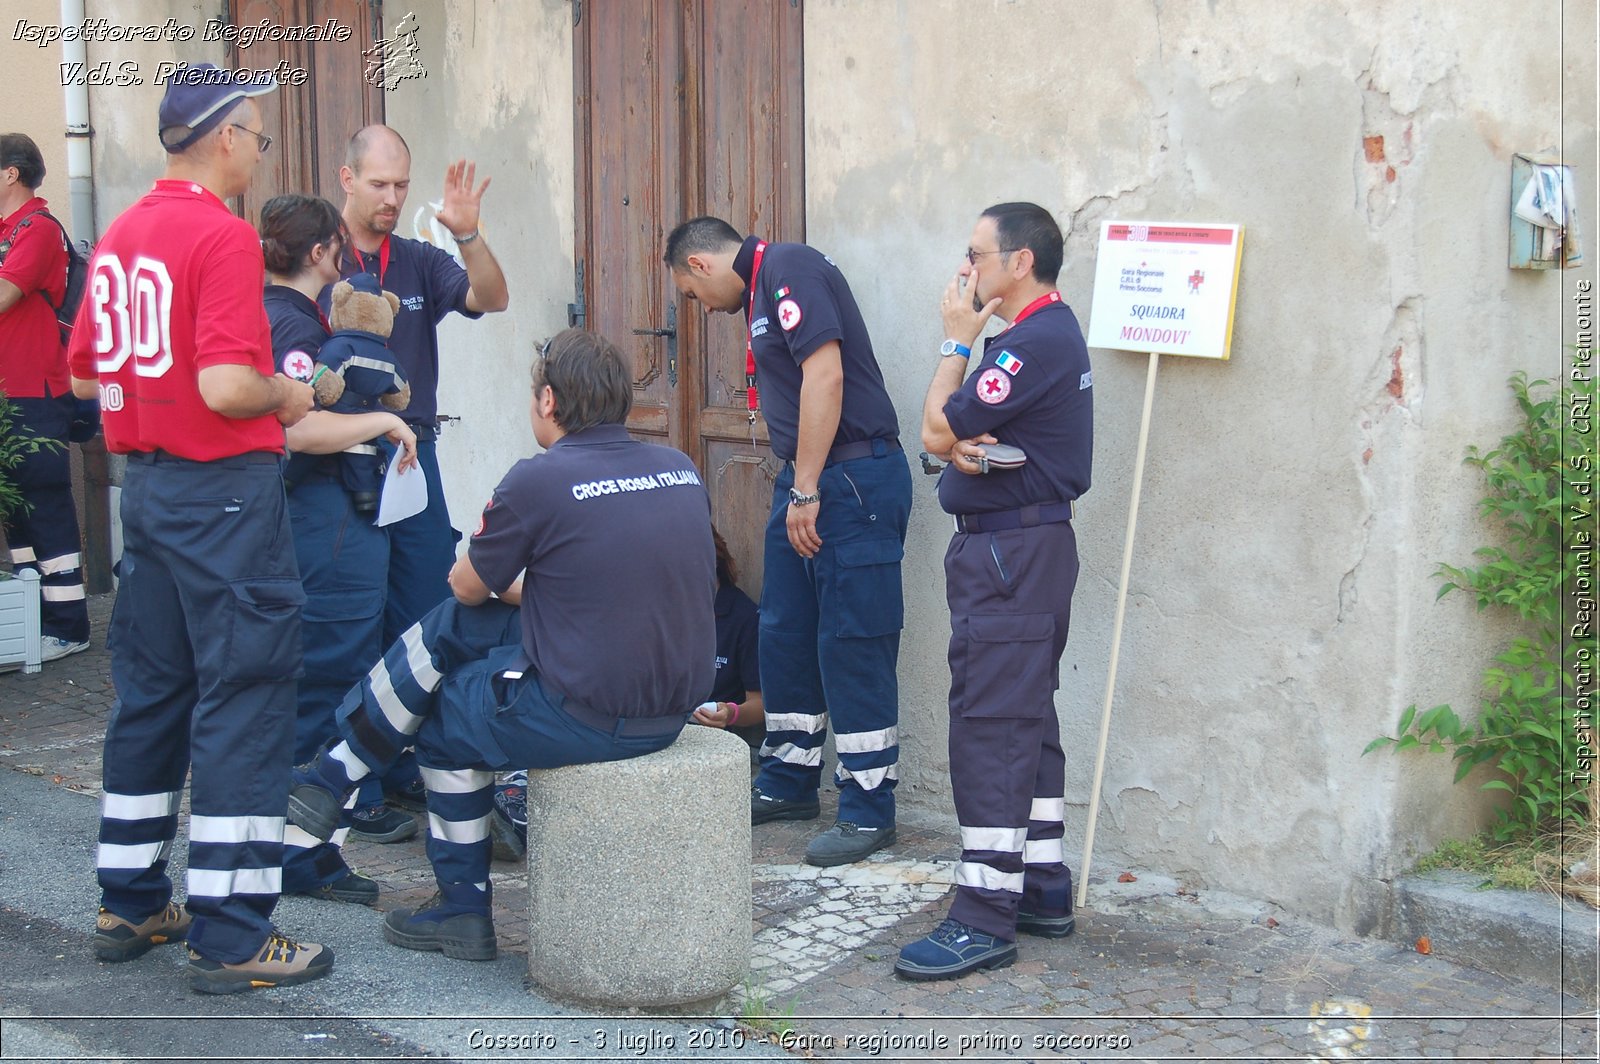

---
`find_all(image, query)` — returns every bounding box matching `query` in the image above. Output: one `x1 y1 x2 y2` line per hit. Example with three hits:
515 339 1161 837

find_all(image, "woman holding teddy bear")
260 194 418 907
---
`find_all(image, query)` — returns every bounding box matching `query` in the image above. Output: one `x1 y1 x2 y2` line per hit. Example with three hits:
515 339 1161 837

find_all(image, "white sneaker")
39 637 89 663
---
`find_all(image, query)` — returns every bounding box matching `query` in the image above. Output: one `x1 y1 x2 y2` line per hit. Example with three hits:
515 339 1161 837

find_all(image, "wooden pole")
1077 350 1160 908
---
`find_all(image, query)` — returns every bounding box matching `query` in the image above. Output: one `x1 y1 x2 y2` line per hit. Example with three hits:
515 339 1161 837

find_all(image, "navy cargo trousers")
754 443 912 829
944 519 1078 940
307 598 682 917
97 452 302 964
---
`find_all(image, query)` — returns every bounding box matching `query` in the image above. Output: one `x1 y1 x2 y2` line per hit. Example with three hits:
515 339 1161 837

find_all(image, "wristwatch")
939 339 972 358
788 487 821 506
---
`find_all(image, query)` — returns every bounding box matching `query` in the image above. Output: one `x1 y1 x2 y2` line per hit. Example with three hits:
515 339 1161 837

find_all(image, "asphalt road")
0 768 786 1064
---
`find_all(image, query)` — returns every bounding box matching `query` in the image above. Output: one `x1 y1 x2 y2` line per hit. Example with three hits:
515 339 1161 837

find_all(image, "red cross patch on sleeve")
976 368 1011 404
777 299 802 331
283 350 315 381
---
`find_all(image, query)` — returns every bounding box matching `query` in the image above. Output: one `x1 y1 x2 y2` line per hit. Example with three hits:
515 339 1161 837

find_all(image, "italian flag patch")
774 286 790 299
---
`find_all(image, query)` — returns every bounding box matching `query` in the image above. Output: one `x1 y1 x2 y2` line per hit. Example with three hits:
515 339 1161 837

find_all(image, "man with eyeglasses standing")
69 65 332 993
896 203 1092 981
663 217 912 867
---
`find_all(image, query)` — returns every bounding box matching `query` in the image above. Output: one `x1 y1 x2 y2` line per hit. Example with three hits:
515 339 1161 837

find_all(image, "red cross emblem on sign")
1188 270 1205 293
777 298 802 331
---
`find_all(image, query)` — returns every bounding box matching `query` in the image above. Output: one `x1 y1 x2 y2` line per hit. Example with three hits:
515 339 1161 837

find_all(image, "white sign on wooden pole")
1086 222 1244 361
1077 222 1244 908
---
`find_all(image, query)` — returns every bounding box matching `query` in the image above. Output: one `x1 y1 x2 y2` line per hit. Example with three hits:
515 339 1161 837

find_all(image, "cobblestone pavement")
1 593 1595 1061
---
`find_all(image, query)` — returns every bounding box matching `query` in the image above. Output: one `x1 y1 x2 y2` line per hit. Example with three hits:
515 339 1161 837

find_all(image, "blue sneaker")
490 773 527 861
894 918 1017 981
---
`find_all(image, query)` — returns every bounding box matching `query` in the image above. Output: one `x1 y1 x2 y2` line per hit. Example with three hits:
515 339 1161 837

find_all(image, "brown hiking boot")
188 931 335 995
93 902 192 962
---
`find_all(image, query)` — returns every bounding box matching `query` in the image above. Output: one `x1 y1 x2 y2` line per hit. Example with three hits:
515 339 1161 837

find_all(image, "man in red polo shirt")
67 65 329 995
0 132 89 662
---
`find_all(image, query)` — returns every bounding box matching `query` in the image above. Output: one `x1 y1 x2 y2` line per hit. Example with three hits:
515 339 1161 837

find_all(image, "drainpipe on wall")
59 0 113 594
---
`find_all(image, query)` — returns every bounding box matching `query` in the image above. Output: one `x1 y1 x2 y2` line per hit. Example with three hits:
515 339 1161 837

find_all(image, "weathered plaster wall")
7 0 69 223
379 0 574 525
805 0 1596 928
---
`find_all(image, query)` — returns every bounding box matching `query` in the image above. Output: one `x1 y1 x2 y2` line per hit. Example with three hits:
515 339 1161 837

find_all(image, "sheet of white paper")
376 458 428 527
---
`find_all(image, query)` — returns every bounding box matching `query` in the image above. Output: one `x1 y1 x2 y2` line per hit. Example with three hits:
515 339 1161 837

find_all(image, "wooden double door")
575 0 804 596
227 0 385 226
226 0 803 594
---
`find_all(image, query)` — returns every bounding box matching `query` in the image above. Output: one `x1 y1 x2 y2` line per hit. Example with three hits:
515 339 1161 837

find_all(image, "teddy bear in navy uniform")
311 273 411 511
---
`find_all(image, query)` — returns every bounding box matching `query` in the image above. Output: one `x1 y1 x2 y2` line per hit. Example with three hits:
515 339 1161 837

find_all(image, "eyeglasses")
229 124 272 154
966 248 1017 265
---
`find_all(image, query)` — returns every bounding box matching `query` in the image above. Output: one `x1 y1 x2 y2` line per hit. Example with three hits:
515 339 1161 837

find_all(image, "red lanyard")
351 235 391 286
744 240 767 423
1007 289 1062 328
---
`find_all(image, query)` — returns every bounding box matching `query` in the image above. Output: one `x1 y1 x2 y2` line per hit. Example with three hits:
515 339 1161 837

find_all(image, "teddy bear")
308 273 412 512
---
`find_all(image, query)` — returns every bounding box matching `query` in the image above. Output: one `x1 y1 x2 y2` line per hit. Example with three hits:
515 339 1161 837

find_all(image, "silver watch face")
939 340 959 356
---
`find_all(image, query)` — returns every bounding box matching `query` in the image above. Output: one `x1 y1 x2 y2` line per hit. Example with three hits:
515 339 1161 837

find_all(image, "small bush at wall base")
0 391 61 527
1365 371 1595 842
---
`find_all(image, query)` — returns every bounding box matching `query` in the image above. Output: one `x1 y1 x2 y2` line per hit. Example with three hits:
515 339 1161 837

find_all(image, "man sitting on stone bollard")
286 328 716 961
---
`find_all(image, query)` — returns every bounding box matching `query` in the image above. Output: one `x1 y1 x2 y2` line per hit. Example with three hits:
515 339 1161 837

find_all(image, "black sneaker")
286 767 345 843
294 869 380 906
894 918 1017 981
750 785 820 825
804 822 896 867
348 804 418 844
93 902 191 962
1016 909 1076 938
382 893 497 961
384 778 428 813
189 931 334 994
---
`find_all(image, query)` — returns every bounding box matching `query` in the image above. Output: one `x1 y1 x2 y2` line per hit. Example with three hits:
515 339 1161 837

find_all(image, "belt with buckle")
824 437 901 466
953 500 1076 534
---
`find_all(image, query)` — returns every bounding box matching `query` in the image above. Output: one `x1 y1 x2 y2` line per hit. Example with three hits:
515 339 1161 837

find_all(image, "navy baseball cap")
158 63 278 154
343 273 384 297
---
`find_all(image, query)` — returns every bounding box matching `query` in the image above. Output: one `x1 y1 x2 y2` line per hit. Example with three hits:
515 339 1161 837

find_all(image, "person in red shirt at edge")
67 64 332 995
0 132 90 663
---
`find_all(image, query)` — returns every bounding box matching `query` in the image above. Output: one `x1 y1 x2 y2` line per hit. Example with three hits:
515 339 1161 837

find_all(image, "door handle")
631 303 678 386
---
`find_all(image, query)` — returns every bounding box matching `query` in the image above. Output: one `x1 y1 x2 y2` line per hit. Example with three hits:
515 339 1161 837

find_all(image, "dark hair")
259 195 344 275
531 329 633 433
663 216 742 269
712 526 738 588
982 202 1064 284
346 124 410 175
0 133 46 190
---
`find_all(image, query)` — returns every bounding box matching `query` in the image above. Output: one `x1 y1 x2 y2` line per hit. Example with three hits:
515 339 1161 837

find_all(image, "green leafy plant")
1365 371 1595 841
0 390 61 530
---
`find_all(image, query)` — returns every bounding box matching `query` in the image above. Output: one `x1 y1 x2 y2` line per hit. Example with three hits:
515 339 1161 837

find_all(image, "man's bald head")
346 125 410 176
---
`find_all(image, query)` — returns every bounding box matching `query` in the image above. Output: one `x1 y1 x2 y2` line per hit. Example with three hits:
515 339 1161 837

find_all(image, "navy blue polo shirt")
735 236 898 461
708 582 760 705
326 234 479 424
938 298 1093 515
264 285 329 373
468 423 717 719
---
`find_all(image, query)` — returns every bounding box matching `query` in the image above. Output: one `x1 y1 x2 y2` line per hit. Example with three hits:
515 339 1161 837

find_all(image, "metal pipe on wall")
58 0 113 594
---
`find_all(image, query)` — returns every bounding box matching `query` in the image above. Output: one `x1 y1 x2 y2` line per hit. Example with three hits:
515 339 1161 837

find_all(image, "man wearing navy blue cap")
70 63 332 994
897 202 1092 982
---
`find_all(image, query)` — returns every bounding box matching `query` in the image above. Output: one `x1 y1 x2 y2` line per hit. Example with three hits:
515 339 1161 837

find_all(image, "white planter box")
0 569 43 673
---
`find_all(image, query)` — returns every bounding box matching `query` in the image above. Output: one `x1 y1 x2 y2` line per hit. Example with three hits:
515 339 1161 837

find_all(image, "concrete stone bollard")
524 724 751 1006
